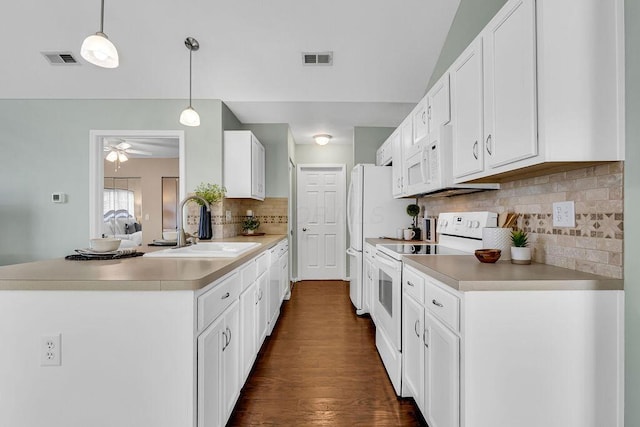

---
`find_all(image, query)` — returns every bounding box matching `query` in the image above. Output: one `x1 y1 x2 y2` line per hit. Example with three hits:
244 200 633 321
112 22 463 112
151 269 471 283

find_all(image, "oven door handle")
374 252 400 270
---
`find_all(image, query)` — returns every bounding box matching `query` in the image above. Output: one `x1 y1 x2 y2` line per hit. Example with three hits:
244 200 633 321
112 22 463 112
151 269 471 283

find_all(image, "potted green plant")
193 183 226 240
242 217 261 234
406 203 421 240
510 230 531 264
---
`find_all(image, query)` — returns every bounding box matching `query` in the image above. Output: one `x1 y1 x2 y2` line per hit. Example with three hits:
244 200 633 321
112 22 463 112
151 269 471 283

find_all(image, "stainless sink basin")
144 242 261 258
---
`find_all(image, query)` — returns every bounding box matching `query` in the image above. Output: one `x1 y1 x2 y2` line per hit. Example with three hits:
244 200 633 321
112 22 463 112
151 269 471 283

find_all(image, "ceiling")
1 0 460 145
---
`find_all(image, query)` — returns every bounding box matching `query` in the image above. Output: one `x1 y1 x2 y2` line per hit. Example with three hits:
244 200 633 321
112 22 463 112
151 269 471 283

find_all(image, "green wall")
0 99 227 265
353 126 394 164
241 123 290 198
426 0 507 91
625 0 639 424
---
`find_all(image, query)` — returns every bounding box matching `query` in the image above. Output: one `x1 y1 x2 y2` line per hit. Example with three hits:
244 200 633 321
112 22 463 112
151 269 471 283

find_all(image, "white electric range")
372 212 497 395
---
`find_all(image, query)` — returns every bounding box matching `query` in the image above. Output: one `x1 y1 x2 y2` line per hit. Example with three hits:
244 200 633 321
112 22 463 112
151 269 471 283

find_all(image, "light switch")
553 201 576 227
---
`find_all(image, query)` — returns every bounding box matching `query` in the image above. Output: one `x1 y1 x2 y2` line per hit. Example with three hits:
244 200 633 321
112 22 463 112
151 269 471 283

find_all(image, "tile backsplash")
185 197 288 238
419 162 624 279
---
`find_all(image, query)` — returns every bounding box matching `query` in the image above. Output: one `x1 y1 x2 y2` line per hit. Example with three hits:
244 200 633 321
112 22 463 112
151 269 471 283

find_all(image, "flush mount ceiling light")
80 0 119 68
313 134 332 146
179 37 201 127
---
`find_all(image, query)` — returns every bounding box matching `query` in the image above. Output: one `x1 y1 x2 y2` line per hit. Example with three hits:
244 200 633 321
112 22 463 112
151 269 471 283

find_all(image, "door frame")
296 164 346 281
89 130 186 239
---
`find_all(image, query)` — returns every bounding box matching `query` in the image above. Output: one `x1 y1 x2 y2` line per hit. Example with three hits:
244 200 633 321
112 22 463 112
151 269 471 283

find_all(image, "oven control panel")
437 212 498 239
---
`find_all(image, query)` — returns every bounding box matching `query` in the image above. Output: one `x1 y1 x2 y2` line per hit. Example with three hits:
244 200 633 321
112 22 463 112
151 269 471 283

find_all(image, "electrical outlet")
41 334 61 367
553 201 576 227
226 210 232 222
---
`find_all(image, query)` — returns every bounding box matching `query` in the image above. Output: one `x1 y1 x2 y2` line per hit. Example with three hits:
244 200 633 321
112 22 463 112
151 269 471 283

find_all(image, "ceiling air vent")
302 51 333 66
41 51 80 65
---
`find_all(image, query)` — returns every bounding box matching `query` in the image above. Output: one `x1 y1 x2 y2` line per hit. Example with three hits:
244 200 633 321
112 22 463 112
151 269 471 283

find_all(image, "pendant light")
81 0 119 68
180 37 201 127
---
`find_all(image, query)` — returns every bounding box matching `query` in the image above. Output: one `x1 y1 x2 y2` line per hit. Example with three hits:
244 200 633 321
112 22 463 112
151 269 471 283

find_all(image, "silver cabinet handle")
221 292 230 300
427 105 432 119
407 281 415 287
423 328 429 348
414 319 421 337
473 141 479 159
432 299 444 307
302 228 307 232
222 330 228 351
485 134 492 155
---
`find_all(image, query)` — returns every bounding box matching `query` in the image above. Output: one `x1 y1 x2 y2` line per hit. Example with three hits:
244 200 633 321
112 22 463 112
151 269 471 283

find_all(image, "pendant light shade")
180 37 200 127
180 107 201 127
81 0 119 68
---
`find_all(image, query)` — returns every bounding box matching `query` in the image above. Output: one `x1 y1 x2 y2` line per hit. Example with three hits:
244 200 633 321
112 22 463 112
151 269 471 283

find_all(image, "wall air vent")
302 51 333 66
41 52 79 65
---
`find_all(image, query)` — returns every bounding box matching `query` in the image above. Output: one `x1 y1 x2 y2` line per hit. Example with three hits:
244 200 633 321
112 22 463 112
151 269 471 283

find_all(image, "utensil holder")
482 228 512 261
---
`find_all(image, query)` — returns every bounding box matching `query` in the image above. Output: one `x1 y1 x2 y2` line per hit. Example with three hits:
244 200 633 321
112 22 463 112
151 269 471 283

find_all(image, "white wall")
0 291 195 427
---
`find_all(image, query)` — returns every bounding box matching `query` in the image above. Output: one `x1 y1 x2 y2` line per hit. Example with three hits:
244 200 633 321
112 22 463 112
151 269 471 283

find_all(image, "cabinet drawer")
256 252 269 276
424 279 459 331
240 261 257 291
403 266 424 305
198 272 240 331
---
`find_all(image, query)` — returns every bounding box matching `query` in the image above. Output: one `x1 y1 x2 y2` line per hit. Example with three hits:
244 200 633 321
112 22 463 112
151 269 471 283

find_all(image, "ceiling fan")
104 139 152 170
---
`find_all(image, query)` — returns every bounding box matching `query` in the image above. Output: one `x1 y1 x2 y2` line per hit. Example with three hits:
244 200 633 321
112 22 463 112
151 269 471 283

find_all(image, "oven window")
378 269 393 317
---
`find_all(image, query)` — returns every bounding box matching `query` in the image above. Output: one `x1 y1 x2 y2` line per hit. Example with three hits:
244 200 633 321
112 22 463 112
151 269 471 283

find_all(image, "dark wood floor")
228 280 425 426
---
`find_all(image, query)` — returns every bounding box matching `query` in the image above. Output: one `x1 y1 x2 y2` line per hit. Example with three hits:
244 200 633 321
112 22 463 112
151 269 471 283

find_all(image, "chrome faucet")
175 195 211 248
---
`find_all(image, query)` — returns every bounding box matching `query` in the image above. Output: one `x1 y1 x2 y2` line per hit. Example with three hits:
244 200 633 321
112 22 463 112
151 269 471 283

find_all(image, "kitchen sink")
144 242 261 258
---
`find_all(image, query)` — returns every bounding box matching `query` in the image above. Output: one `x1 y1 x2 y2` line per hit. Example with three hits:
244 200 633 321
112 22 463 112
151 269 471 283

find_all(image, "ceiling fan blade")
126 149 152 156
116 142 132 150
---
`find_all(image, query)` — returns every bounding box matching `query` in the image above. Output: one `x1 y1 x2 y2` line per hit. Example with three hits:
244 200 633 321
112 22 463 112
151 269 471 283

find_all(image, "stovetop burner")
378 243 469 258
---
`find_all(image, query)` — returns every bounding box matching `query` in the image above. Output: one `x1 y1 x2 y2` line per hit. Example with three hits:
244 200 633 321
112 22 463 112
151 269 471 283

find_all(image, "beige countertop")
403 255 623 292
0 235 287 291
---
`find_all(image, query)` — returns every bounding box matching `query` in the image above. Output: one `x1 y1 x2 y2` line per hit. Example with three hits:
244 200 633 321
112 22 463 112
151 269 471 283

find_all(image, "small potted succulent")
242 217 261 235
510 230 531 264
406 203 421 240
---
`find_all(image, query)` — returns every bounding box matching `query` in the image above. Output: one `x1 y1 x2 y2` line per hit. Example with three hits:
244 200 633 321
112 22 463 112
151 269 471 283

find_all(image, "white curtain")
103 189 135 218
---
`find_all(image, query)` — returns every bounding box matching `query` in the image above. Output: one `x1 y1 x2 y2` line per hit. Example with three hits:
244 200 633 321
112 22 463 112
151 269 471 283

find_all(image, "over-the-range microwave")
403 125 499 197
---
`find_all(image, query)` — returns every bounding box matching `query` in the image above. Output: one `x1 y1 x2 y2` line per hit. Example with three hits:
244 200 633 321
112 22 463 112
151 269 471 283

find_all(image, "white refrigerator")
346 164 408 314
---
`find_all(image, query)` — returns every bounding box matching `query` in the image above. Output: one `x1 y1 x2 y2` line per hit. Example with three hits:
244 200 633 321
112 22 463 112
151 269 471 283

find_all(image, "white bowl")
162 231 178 241
90 238 121 252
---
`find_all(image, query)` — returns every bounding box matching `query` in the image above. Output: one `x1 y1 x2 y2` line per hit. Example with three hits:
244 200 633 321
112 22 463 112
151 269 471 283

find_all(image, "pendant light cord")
189 48 193 108
100 0 105 33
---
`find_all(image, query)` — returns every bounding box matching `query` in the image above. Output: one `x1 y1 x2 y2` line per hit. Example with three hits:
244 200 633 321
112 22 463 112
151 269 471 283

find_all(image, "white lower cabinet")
196 240 289 427
198 299 239 427
401 264 624 427
424 311 459 427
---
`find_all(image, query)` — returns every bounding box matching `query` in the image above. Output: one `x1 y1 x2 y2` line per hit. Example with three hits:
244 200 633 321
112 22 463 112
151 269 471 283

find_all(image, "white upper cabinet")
450 0 624 183
391 129 405 197
376 137 393 166
482 0 537 170
427 73 451 143
451 38 484 179
412 98 429 148
224 131 266 201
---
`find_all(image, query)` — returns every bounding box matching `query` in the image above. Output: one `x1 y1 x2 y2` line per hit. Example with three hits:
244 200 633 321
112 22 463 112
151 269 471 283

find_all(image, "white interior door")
297 164 346 280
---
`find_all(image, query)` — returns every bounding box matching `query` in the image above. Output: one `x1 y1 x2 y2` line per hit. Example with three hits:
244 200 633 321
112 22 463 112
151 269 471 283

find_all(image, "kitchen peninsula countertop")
403 255 623 292
0 235 286 292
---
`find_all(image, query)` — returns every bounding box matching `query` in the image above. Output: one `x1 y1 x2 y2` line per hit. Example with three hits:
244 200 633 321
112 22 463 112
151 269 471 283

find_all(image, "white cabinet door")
280 252 289 300
401 115 418 160
428 73 451 143
413 97 429 146
424 311 460 427
451 38 484 179
256 270 269 347
251 136 266 200
402 293 425 407
222 300 240 422
391 130 404 197
483 0 537 169
197 315 225 427
239 281 258 383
